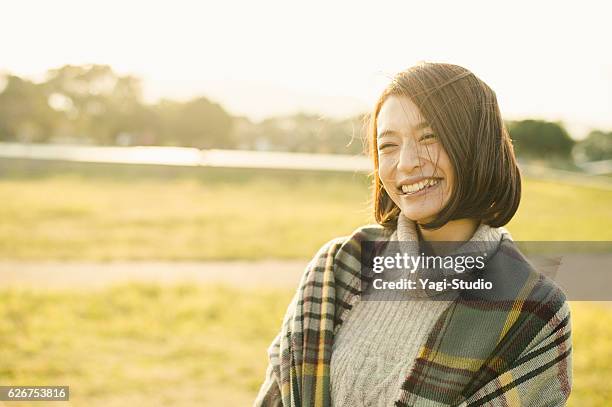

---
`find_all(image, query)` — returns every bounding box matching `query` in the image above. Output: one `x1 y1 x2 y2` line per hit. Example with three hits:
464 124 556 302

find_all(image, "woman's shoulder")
310 223 395 262
302 224 395 280
487 236 568 310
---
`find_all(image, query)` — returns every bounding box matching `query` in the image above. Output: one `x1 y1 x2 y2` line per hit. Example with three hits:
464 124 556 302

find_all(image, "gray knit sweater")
329 215 506 407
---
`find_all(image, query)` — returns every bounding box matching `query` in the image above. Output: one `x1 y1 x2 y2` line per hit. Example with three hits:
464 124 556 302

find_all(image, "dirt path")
0 260 308 290
3 259 612 305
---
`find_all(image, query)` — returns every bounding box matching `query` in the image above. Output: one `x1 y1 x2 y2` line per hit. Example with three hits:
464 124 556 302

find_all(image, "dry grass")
0 160 611 261
0 285 609 406
1 159 610 405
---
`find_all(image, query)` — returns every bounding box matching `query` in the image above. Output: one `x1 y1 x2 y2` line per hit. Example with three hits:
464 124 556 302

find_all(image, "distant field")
0 284 289 406
0 284 609 406
0 158 611 261
1 159 611 406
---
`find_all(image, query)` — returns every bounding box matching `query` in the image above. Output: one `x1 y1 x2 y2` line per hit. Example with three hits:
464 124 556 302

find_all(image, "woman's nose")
397 142 421 173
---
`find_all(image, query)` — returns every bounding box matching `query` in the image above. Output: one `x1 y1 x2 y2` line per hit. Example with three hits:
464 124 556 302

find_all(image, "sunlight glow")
2 0 611 136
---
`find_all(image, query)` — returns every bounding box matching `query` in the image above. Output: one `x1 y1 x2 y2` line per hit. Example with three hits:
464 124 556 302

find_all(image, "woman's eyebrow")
377 129 399 139
414 121 431 131
377 122 431 138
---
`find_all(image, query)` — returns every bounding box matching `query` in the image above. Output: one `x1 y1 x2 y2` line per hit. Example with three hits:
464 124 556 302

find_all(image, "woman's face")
376 95 454 224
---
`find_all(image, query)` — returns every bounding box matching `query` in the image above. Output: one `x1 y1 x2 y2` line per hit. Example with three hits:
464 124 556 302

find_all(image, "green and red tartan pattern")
256 225 571 406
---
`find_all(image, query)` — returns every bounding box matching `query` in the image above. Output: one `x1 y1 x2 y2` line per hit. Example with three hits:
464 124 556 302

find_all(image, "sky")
1 0 611 139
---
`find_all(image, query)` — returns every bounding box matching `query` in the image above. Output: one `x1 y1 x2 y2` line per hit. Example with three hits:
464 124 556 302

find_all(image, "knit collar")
367 214 510 299
395 212 507 242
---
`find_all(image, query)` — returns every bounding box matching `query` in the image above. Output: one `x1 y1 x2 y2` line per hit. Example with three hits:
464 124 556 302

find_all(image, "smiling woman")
372 64 521 239
376 96 455 228
254 62 571 407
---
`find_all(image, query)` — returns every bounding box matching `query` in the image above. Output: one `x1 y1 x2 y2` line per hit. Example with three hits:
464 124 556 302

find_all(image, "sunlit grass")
1 160 611 405
0 160 611 261
569 302 612 406
0 285 609 406
0 161 371 260
0 284 294 406
507 180 612 240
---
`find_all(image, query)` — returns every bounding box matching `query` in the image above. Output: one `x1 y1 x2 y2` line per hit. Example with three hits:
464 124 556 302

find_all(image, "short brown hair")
368 62 521 230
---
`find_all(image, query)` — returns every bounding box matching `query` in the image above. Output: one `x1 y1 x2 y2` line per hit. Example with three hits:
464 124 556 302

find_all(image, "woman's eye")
378 143 396 151
420 133 437 142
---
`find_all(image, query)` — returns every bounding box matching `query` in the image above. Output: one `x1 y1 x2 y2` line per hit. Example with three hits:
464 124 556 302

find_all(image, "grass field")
0 284 289 406
1 158 611 405
0 158 611 261
0 284 610 406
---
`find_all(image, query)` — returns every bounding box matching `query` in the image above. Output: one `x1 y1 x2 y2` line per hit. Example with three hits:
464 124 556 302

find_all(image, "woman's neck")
417 218 479 242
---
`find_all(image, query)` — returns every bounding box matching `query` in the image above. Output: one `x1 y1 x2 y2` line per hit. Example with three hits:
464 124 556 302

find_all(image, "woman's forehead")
377 95 429 135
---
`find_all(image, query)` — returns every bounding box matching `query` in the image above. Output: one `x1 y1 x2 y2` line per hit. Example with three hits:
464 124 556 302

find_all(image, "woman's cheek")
378 155 396 178
379 166 395 195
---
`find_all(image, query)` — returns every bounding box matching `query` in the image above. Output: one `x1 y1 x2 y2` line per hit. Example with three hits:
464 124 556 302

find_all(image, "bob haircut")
368 62 521 230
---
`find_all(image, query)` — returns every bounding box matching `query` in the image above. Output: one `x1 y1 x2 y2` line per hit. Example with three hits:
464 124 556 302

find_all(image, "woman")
254 62 572 406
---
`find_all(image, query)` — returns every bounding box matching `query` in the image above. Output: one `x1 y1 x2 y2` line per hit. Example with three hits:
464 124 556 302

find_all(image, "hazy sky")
2 0 611 138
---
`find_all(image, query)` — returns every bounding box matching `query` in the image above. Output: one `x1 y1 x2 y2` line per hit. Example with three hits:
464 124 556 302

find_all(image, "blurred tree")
155 97 233 148
506 119 575 160
0 63 362 152
0 75 60 142
237 113 367 154
232 116 265 150
44 64 146 144
574 130 612 161
324 114 368 155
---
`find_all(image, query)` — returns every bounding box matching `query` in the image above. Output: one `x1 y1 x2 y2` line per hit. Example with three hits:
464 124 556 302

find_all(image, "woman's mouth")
398 178 441 196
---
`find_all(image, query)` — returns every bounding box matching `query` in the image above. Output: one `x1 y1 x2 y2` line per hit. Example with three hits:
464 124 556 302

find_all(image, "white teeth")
400 178 439 194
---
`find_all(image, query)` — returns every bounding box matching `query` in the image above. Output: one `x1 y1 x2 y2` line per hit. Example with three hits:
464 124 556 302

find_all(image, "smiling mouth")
398 178 441 195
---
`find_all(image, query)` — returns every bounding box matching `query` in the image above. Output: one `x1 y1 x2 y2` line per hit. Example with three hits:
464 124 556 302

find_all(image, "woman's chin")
398 205 440 223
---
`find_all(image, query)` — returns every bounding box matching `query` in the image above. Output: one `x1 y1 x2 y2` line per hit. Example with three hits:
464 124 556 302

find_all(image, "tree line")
1 64 610 162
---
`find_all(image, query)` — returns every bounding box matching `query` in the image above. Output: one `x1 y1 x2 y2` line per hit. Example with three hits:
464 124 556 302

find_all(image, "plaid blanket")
254 225 572 406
